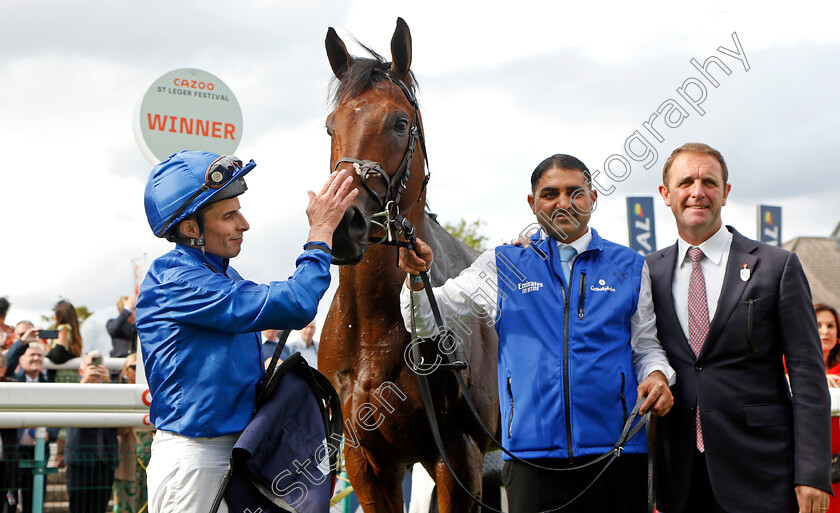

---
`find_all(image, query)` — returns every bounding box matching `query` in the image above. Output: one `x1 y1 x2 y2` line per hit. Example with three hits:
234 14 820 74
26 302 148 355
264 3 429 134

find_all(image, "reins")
333 70 654 512
400 219 654 513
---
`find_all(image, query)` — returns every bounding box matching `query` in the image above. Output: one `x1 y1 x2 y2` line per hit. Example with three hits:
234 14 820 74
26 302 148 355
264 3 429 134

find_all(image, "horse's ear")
390 17 412 79
326 27 353 80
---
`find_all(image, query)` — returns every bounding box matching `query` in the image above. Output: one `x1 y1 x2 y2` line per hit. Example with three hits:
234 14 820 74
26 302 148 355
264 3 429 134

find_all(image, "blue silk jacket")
136 244 331 437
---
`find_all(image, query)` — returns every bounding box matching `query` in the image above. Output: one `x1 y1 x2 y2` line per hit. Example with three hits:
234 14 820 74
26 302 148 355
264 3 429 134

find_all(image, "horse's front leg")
430 431 483 513
345 444 407 513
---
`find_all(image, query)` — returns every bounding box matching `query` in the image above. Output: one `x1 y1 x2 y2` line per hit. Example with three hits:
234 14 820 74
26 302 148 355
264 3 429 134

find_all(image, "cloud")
2 1 840 332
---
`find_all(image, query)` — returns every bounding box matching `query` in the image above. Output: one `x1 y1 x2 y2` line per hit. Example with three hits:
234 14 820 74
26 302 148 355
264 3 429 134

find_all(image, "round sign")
134 68 243 164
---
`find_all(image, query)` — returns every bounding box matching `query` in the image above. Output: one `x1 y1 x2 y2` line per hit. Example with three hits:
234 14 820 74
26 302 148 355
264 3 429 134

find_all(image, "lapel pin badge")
740 263 751 282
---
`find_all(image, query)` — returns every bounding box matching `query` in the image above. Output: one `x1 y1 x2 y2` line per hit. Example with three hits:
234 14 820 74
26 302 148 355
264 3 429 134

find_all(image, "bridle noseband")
332 69 429 246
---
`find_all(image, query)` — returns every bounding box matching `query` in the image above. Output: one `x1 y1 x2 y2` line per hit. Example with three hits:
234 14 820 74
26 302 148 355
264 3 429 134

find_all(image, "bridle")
332 68 429 247
333 66 654 512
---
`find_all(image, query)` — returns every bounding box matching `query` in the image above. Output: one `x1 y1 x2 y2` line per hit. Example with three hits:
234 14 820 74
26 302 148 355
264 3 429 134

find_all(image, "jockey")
137 150 356 513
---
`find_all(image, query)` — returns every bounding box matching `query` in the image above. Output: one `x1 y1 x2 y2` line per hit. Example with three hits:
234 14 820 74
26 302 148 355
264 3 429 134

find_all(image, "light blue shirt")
286 338 319 369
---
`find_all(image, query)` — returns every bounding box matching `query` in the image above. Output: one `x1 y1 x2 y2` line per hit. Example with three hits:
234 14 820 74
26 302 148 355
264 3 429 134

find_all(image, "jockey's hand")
636 370 673 416
306 170 359 247
399 238 434 290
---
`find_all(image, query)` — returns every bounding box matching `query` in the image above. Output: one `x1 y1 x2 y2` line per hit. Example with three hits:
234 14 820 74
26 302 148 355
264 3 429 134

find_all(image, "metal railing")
0 382 151 513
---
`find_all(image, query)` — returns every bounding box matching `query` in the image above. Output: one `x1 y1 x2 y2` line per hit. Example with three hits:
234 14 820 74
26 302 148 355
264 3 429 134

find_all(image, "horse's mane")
329 41 417 108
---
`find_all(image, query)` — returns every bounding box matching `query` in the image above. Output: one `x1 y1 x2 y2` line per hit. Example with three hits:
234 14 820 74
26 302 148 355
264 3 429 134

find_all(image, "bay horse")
319 18 500 513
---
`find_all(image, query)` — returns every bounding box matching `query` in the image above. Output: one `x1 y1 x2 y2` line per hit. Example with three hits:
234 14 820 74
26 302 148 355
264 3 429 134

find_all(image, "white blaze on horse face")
354 107 362 112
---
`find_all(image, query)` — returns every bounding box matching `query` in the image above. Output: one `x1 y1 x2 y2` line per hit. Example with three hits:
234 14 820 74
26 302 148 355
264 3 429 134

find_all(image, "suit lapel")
652 243 694 359
700 227 758 357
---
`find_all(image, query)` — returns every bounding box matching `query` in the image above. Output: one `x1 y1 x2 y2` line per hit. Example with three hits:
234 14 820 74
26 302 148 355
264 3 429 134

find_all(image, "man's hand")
123 294 137 313
508 233 533 247
53 437 65 468
827 374 840 388
306 170 359 247
636 370 673 416
20 329 38 343
81 364 110 384
795 485 829 513
398 238 434 290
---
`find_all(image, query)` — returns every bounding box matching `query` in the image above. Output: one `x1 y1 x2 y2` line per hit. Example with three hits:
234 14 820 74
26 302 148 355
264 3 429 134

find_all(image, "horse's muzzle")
331 205 368 265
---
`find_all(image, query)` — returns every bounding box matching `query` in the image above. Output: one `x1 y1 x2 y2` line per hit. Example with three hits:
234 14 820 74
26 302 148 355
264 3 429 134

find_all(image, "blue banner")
627 197 657 255
758 205 782 247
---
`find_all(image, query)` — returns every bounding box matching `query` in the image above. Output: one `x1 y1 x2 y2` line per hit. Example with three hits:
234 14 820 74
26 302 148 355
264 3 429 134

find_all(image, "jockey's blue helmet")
144 151 256 242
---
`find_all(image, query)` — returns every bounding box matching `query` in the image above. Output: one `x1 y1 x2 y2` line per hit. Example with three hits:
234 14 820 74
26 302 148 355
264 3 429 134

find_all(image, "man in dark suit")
13 343 58 513
63 352 118 513
648 142 831 513
0 354 20 513
106 295 137 357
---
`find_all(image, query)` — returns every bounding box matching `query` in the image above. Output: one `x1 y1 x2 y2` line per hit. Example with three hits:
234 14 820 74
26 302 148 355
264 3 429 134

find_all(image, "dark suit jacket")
14 369 48 383
10 371 60 442
0 377 19 492
106 308 137 357
65 427 118 469
647 226 831 512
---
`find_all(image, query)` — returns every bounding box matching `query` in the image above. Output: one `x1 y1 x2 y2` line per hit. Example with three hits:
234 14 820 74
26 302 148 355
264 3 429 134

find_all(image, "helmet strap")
195 215 220 275
165 218 204 247
166 215 205 248
165 214 221 275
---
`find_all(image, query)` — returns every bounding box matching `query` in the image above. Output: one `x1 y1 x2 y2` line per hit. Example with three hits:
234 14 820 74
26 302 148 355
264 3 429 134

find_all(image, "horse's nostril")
348 207 368 240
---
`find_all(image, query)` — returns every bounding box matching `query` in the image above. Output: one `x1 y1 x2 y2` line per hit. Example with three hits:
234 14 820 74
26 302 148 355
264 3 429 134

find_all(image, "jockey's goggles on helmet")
155 154 248 238
206 155 243 189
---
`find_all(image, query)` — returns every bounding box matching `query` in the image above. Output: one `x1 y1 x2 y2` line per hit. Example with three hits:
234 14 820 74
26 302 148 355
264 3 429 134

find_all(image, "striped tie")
688 246 709 452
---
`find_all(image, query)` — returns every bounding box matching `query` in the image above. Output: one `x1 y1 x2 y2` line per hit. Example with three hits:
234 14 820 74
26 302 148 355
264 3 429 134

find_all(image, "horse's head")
325 18 428 265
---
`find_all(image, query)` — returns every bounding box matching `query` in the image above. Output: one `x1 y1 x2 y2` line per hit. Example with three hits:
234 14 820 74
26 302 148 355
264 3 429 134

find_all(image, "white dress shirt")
672 224 733 339
401 228 675 385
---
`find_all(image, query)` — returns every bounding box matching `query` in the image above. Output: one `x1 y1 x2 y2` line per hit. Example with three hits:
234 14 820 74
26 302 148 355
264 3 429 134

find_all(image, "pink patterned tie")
688 247 709 452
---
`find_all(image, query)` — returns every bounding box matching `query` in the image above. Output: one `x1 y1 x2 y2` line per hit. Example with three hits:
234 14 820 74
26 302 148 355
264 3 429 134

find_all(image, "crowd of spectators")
0 295 146 513
0 294 319 513
6 279 832 511
818 303 840 513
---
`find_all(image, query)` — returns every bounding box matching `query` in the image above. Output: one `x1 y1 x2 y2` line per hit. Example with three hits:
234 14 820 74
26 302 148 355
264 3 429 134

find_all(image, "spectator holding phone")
45 300 82 362
107 295 137 358
3 321 41 379
44 300 83 383
61 351 118 513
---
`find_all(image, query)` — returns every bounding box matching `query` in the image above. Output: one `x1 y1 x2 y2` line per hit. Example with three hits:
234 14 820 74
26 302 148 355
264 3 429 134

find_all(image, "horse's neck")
338 247 406 307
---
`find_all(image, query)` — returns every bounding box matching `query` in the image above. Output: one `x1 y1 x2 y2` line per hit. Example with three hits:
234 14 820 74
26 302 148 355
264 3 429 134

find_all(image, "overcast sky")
3 0 839 350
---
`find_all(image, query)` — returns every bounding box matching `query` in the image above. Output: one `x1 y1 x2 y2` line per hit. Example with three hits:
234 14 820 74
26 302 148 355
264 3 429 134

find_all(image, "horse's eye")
394 118 409 131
